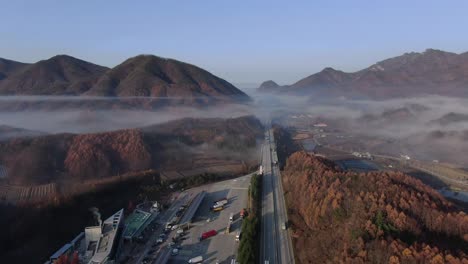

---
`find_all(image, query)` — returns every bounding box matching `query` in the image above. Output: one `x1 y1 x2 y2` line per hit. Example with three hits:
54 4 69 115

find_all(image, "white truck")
212 198 228 209
259 165 263 176
188 256 203 263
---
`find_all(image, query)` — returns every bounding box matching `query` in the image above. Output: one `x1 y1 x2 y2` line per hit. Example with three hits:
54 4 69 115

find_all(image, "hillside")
0 125 45 141
85 55 249 103
261 49 468 98
430 112 468 126
258 80 281 91
0 58 28 80
0 116 263 185
0 55 108 95
282 151 468 263
0 54 250 104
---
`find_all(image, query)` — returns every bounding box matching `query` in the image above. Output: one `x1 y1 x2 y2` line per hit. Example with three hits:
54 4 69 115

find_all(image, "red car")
200 230 217 241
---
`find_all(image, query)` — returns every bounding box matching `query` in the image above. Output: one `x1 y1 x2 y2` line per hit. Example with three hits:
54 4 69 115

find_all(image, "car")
169 241 176 248
171 248 179 256
159 233 166 239
281 222 287 230
176 229 184 234
171 225 179 230
156 238 163 244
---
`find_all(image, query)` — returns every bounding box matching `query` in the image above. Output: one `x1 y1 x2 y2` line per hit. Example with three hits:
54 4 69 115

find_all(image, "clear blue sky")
1 0 468 86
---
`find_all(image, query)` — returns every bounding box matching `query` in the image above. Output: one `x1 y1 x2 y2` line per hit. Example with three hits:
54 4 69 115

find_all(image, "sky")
1 0 468 86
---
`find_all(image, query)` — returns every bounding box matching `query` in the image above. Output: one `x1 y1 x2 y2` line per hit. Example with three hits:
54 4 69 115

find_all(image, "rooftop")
89 209 124 263
123 209 152 239
179 191 206 225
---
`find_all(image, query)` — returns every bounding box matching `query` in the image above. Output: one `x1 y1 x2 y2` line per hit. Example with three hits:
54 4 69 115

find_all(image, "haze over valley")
1 2 468 264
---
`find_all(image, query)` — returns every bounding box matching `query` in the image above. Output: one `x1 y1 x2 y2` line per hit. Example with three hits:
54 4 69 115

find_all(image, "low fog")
1 92 468 166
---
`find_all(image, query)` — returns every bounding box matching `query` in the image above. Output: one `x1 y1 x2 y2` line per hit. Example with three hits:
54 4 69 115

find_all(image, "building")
88 209 124 264
122 209 153 242
45 209 125 264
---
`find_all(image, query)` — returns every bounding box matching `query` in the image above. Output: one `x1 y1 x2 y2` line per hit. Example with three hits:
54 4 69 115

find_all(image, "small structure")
123 209 153 241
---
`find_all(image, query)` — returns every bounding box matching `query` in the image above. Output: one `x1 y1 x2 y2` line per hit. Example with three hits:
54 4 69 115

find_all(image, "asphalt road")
260 126 295 264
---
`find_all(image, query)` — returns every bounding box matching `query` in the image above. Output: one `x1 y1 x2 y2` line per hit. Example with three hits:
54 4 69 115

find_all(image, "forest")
282 151 468 264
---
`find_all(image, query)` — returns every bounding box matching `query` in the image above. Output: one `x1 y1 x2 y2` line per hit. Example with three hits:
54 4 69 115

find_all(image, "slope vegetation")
283 151 468 263
0 116 263 185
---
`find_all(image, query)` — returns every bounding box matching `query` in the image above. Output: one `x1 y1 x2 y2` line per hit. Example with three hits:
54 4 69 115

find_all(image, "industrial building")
45 209 125 264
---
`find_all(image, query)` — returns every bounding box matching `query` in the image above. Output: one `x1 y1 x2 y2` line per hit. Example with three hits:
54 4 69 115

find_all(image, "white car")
176 229 184 234
171 248 179 256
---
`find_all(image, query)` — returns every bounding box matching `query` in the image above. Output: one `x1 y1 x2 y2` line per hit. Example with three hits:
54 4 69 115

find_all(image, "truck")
200 230 217 241
240 208 246 219
212 206 224 212
212 199 228 209
236 221 243 242
213 197 227 204
235 231 242 242
259 165 264 176
188 256 203 263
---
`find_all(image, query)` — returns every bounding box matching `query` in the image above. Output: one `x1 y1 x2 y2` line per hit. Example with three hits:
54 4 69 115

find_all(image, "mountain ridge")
0 54 249 103
259 49 468 98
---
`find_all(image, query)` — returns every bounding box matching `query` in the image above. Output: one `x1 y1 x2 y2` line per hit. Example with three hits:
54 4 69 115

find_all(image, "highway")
260 125 295 264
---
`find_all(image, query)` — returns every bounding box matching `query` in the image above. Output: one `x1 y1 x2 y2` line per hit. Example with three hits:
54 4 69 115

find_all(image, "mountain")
0 55 249 103
0 58 28 81
283 151 468 263
85 55 249 102
264 49 468 98
258 80 280 91
0 116 262 185
290 67 354 93
0 55 108 95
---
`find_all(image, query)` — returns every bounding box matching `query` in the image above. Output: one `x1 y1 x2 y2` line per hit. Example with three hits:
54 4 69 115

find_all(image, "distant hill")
0 54 249 103
0 125 45 141
0 55 108 95
260 49 468 98
0 58 28 81
430 112 468 126
283 151 468 263
0 116 262 185
86 55 248 102
257 80 280 91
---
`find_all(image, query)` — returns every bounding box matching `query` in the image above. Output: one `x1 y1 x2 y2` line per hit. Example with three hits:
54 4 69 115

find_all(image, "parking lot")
124 173 252 264
168 174 252 264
